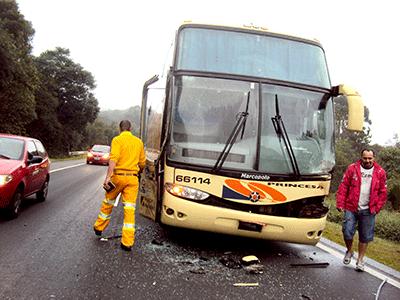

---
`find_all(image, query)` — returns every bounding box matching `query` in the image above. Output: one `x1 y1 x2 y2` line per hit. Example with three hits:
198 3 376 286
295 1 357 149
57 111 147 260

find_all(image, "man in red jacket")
336 149 387 271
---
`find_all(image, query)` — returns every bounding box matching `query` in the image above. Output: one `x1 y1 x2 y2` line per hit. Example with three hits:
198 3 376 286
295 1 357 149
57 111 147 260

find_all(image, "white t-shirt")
358 166 374 210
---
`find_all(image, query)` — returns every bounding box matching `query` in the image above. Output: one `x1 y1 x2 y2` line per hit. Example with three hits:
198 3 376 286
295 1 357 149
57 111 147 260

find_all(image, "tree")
83 119 119 147
392 133 400 147
378 146 400 210
0 0 38 135
331 97 373 191
30 48 99 155
378 147 400 189
27 57 62 155
334 96 372 148
98 105 141 135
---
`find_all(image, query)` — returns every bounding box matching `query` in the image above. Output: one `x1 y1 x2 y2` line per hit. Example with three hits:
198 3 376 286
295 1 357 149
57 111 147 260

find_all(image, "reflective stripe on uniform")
98 212 111 220
103 198 116 205
123 203 136 209
123 223 135 230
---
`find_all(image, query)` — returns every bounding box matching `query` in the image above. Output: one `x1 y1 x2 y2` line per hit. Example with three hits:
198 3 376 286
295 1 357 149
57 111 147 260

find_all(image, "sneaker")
355 260 365 272
94 228 102 237
343 251 353 265
120 243 132 252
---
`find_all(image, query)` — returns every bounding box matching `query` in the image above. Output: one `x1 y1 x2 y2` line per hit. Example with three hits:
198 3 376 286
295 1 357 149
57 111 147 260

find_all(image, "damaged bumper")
161 193 327 245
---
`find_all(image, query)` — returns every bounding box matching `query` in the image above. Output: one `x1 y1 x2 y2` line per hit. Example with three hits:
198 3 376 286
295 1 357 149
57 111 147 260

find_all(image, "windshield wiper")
271 94 300 177
240 91 251 139
212 92 250 173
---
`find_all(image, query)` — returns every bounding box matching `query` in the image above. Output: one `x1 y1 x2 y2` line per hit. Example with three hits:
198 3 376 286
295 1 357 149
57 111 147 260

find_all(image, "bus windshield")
168 76 335 175
177 27 330 88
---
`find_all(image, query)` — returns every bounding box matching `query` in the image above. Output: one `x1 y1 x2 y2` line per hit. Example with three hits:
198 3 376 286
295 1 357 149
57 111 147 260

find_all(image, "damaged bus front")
139 23 364 245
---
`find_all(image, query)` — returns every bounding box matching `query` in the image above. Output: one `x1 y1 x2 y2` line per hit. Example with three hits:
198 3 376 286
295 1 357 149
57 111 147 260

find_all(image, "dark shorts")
342 209 376 243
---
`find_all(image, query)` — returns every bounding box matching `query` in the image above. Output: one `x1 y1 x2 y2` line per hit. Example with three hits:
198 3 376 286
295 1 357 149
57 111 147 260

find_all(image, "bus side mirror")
334 84 364 131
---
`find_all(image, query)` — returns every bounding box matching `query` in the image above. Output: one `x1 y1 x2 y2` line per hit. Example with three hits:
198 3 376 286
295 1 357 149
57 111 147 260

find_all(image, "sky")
16 0 400 145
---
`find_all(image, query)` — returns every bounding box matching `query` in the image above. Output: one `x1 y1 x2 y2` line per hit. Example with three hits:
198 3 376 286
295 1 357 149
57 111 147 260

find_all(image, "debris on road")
99 234 122 242
241 255 264 274
199 256 208 261
179 260 194 265
219 256 242 269
290 262 329 268
233 283 259 287
244 263 264 274
189 267 206 274
151 238 164 246
220 254 265 273
241 255 260 265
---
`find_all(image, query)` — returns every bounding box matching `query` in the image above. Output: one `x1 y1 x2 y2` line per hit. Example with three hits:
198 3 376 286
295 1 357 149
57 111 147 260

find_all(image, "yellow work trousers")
94 174 138 247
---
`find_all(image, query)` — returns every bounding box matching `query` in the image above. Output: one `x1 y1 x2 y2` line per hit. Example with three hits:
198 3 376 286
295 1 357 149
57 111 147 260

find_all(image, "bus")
138 22 364 245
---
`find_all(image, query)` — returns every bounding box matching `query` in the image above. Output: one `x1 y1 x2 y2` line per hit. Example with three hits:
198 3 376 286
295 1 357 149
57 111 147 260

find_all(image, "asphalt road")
0 159 399 300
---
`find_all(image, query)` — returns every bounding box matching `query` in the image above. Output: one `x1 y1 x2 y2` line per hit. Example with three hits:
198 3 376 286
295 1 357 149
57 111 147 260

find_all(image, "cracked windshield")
169 76 334 175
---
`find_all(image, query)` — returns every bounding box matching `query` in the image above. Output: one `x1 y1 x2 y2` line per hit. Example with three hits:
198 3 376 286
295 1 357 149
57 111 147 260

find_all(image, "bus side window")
145 88 165 151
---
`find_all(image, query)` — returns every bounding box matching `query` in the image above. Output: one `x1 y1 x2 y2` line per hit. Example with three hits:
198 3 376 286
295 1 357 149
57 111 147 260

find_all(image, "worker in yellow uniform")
93 120 146 251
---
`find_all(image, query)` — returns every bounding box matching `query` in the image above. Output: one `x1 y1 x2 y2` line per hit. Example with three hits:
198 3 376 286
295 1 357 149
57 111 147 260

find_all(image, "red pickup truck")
0 134 50 219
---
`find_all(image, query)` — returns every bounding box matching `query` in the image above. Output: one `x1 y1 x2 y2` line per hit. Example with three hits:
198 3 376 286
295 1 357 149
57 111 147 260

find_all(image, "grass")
322 221 400 271
325 196 400 242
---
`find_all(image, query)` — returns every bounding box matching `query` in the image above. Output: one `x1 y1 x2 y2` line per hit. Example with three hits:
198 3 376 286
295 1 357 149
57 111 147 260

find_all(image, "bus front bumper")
160 194 327 245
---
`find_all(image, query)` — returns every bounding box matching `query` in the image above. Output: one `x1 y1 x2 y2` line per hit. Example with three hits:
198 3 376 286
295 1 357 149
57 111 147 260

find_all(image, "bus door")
139 153 159 221
139 75 166 221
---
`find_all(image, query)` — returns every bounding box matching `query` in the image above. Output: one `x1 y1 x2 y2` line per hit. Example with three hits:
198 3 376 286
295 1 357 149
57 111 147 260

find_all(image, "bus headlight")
165 183 209 201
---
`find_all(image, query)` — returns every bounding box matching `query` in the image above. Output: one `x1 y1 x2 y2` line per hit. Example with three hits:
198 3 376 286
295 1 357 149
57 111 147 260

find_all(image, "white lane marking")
50 163 86 173
114 193 121 207
317 242 400 289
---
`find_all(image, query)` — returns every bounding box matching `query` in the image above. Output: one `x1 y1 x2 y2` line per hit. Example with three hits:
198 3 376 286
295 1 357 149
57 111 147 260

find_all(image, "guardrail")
68 151 86 156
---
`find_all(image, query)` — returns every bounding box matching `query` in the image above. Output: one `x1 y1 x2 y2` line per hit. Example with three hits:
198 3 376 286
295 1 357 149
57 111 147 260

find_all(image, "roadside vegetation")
0 1 123 157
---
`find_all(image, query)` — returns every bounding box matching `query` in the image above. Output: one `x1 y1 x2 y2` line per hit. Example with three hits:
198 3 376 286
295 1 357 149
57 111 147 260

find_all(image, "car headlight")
87 152 93 157
0 175 13 186
165 182 209 201
103 153 110 159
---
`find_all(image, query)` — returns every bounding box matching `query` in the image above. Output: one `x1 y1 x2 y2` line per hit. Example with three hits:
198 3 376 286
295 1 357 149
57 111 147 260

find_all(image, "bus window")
259 84 335 174
144 87 165 152
177 27 330 88
170 76 258 170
